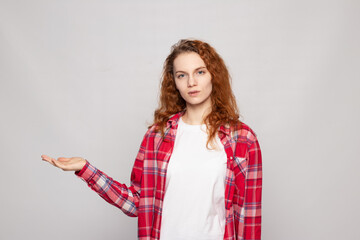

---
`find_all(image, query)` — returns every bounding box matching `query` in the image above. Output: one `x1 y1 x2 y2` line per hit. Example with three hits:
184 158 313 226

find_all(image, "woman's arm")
243 138 263 239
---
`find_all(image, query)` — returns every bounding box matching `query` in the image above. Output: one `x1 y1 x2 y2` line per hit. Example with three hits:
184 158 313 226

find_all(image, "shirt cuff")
74 160 97 183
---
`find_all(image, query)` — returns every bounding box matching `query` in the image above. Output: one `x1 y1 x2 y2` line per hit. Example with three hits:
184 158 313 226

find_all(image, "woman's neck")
182 104 211 125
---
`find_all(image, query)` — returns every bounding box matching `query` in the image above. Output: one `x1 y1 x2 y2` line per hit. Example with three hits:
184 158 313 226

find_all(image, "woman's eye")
198 70 205 74
177 74 185 78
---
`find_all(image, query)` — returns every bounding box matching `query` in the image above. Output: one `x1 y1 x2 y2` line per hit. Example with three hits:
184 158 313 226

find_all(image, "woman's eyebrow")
175 66 207 74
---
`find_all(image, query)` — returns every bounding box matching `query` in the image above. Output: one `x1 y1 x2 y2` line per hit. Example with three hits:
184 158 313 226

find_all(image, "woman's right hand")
41 155 86 172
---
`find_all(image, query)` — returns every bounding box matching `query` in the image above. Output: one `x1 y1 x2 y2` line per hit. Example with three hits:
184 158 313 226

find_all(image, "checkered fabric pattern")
75 111 262 239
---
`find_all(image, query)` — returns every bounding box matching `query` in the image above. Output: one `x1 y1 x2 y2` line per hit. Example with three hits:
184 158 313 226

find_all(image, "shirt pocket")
233 156 247 177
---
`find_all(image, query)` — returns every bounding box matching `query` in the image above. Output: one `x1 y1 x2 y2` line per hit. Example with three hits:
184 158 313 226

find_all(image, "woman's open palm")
41 155 86 172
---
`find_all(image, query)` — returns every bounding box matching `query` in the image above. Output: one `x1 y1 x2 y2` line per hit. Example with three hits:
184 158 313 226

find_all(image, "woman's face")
173 52 212 109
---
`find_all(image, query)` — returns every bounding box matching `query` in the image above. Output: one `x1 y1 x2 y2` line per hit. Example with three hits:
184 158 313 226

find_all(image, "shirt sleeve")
243 137 262 239
74 131 148 217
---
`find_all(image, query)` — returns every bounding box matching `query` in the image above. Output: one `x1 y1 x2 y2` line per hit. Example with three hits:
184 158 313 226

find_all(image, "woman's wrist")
75 158 87 173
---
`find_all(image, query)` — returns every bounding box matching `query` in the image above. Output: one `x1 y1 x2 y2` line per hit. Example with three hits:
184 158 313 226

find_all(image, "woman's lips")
188 90 200 97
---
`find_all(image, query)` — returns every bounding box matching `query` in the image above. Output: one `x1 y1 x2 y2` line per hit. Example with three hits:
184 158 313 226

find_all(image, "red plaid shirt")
76 111 262 239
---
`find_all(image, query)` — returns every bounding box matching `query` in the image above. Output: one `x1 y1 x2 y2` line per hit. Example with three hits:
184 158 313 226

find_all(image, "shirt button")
230 157 233 159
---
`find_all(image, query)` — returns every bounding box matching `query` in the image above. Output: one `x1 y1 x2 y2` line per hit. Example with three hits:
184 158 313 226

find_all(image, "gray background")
1 0 359 239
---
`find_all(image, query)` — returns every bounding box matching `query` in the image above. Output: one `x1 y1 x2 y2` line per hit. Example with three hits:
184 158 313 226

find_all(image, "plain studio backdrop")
0 0 359 239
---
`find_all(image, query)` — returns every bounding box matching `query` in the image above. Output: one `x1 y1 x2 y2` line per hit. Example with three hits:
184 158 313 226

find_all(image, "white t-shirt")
159 117 227 240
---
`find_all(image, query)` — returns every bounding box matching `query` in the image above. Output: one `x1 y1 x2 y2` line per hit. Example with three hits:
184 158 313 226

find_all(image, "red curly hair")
152 39 241 148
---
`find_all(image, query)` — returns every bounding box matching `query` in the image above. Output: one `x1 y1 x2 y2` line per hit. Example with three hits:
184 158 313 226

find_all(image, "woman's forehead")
173 52 206 71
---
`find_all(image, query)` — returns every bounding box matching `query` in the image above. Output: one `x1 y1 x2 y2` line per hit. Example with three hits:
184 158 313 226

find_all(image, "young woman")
42 39 262 240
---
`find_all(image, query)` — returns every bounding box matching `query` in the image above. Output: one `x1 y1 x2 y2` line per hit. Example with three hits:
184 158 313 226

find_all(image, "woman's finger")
57 157 69 163
41 155 55 166
42 155 54 162
52 159 67 170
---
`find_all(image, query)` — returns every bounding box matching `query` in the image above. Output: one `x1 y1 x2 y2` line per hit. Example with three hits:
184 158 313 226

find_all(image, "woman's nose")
187 75 197 87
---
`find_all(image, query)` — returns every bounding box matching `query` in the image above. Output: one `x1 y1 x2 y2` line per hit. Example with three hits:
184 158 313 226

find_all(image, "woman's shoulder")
142 123 167 143
144 124 161 137
229 121 259 145
145 111 183 136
